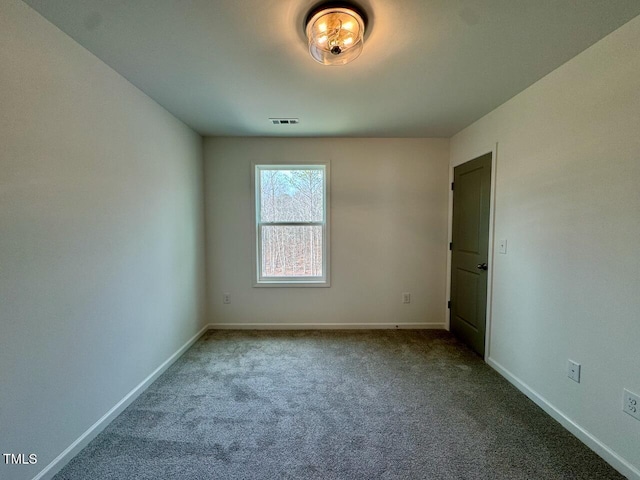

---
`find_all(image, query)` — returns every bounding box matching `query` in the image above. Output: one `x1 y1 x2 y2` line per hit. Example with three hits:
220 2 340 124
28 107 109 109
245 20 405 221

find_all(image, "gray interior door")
450 153 492 357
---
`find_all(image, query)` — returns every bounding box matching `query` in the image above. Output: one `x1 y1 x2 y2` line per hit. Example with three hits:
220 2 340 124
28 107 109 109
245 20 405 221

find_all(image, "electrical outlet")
222 293 231 304
567 360 581 383
402 293 411 304
623 389 640 420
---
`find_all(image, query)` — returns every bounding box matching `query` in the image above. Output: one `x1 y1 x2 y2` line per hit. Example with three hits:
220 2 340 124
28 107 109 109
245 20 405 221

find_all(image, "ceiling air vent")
269 118 299 125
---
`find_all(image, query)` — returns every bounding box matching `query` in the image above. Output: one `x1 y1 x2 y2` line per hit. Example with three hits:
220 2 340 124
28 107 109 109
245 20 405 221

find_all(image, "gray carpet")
54 330 623 479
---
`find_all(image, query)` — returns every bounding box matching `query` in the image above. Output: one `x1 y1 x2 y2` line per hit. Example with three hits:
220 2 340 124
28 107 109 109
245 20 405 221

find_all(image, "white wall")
205 137 449 328
0 2 206 479
450 15 640 478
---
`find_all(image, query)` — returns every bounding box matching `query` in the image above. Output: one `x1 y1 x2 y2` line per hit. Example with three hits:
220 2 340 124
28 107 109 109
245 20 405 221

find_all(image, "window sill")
253 280 330 288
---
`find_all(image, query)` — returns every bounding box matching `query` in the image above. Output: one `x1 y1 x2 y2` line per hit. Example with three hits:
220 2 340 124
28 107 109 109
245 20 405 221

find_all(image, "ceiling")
23 0 640 137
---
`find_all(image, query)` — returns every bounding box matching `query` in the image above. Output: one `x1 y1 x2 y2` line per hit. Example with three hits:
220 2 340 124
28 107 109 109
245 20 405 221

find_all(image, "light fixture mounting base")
304 1 368 31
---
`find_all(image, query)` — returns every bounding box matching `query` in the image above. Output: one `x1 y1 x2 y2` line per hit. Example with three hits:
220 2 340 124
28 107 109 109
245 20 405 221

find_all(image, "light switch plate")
498 239 507 254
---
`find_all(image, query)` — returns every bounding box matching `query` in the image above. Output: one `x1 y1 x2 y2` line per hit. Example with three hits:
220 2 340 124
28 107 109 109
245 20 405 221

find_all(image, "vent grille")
269 118 299 125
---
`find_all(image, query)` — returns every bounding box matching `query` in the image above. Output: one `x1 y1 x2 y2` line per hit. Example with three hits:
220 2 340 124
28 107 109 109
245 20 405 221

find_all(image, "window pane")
261 225 323 277
260 169 324 223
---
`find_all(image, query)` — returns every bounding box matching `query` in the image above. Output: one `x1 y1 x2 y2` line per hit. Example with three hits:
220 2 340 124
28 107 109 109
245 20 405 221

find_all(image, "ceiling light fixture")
305 2 367 66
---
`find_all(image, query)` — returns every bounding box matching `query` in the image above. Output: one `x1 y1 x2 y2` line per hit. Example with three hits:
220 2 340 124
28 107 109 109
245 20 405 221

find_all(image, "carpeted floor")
54 330 623 479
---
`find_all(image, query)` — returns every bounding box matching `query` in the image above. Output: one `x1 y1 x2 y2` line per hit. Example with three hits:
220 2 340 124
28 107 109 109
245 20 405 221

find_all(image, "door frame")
446 143 498 360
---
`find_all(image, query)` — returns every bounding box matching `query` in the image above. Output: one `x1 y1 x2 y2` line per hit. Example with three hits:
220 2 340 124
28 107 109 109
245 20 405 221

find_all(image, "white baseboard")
487 357 640 480
32 324 210 480
207 322 446 330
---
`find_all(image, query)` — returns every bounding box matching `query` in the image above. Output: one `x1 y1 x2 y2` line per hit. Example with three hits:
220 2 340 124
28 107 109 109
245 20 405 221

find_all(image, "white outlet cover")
567 360 581 383
623 389 640 420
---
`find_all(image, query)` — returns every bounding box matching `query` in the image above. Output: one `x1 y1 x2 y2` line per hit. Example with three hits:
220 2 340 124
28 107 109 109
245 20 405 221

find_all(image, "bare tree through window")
257 167 325 280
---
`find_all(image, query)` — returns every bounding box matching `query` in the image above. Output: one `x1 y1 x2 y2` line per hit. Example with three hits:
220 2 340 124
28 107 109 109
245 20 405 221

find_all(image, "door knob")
476 263 488 271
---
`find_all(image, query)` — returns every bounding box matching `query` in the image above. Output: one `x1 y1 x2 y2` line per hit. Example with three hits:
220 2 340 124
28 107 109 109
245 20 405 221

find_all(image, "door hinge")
449 242 453 250
451 182 454 191
447 300 451 309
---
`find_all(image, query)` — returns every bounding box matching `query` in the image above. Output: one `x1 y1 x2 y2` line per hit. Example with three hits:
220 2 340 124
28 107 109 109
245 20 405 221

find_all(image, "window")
253 163 329 286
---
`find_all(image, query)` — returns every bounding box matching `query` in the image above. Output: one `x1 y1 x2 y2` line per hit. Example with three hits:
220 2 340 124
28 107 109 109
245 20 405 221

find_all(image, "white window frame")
251 161 330 287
